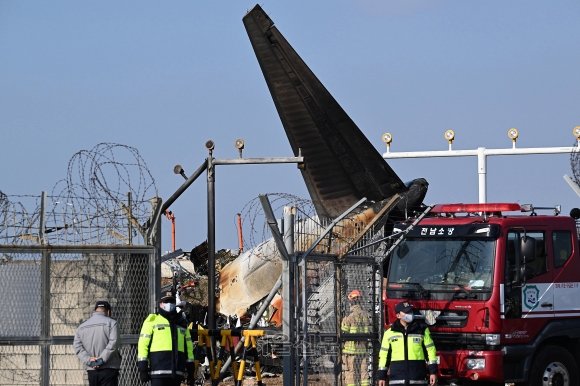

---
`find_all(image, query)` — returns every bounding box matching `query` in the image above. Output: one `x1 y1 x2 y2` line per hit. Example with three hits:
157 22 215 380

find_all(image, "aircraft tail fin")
243 5 407 219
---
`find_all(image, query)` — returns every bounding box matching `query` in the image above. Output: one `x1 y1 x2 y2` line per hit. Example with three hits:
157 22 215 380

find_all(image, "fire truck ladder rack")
520 204 561 216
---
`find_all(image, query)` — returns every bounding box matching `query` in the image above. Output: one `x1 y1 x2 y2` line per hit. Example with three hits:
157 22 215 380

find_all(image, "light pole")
382 127 580 203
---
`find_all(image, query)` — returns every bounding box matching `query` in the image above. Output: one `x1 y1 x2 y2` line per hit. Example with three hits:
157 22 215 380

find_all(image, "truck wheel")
529 345 579 386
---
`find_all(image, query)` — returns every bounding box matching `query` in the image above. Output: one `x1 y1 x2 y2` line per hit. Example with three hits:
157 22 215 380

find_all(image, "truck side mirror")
396 242 409 259
521 236 536 263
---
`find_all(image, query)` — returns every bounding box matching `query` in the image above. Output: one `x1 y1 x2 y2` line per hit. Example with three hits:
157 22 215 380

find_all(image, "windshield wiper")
401 282 430 299
447 283 476 299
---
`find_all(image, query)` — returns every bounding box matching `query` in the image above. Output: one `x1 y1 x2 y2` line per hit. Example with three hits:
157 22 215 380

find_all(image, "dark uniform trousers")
150 378 183 386
87 368 119 386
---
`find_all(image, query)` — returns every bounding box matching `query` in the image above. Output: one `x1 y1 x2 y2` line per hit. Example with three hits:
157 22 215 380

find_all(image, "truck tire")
529 345 579 386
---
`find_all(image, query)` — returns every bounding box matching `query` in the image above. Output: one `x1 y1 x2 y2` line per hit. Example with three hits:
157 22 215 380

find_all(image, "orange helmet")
348 290 361 300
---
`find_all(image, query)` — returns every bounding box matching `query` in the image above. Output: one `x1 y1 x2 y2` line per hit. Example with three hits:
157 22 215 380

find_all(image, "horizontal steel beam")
0 334 140 345
212 157 304 165
0 245 154 254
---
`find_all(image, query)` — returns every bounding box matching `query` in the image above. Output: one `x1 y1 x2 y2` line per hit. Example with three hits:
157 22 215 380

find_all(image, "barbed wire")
235 193 388 258
0 143 157 245
235 193 318 253
0 193 42 245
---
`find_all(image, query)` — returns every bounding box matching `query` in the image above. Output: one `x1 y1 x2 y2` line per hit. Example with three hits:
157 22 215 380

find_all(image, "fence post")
39 191 46 245
40 247 50 386
127 191 132 245
149 197 163 314
283 206 295 386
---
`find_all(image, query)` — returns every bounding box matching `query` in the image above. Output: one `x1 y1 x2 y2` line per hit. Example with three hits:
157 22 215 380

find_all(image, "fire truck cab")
384 203 580 385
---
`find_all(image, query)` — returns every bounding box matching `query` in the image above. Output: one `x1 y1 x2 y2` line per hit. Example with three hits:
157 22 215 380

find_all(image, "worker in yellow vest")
378 301 438 386
137 290 195 386
341 290 371 386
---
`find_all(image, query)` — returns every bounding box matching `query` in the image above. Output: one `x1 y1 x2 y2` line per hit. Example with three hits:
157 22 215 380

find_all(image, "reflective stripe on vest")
150 370 186 377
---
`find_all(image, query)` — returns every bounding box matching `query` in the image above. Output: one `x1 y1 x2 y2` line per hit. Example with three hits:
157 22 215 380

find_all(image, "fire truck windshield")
388 238 495 292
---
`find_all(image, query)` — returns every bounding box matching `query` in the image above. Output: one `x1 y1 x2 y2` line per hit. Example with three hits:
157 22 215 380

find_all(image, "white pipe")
383 149 478 158
383 146 577 204
382 146 576 159
484 147 575 156
478 147 486 203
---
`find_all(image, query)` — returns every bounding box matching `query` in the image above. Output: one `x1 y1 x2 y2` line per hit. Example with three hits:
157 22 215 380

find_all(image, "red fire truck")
384 203 580 386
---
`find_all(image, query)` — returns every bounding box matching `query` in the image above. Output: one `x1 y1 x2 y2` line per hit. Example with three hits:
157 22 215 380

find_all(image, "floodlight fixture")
173 164 188 180
444 130 455 144
205 140 215 156
234 139 245 149
235 139 245 158
508 128 518 140
508 128 518 148
382 132 392 152
382 132 392 144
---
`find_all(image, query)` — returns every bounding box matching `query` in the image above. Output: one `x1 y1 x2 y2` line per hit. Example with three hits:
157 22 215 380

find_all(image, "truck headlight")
486 333 500 345
466 358 485 370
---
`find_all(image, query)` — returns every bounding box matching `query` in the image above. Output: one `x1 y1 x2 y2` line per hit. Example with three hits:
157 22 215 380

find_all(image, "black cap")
394 301 414 314
95 301 111 311
159 290 176 304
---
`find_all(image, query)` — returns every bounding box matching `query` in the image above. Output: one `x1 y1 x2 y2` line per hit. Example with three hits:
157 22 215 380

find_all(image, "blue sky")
1 1 579 253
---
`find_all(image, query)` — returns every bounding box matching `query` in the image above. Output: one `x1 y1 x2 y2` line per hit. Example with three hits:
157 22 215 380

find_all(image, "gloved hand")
139 371 150 383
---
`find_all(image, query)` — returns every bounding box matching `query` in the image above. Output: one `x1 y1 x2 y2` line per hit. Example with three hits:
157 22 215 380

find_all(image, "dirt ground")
211 372 337 386
212 373 284 386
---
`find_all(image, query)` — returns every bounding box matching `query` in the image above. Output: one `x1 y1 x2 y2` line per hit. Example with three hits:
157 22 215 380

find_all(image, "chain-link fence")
0 245 155 386
292 253 382 386
244 197 395 386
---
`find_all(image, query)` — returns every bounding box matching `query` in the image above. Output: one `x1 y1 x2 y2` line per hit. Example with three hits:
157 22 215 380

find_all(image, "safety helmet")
347 290 361 301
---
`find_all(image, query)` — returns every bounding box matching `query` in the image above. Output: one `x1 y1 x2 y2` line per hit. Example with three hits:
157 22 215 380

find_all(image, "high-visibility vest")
137 313 194 379
341 305 371 354
378 321 438 384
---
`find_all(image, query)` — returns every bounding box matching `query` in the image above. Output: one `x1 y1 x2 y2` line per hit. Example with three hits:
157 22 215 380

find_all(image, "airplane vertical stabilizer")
243 5 408 219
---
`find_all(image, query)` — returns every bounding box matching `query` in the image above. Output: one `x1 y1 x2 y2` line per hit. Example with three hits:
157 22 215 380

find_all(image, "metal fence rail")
0 245 155 386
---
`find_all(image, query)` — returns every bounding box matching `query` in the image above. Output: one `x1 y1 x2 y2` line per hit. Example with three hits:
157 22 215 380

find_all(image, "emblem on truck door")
523 285 540 310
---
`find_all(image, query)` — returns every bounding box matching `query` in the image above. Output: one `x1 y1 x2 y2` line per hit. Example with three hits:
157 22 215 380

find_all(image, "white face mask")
161 303 176 312
402 313 414 323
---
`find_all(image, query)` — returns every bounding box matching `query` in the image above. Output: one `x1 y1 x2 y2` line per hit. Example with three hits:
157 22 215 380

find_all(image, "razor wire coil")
0 143 156 246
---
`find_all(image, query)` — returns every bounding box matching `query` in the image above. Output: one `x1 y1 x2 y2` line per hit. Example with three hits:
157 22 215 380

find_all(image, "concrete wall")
0 345 42 385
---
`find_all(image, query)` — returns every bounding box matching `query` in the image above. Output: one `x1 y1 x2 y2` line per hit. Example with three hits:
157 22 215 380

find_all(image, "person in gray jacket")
74 301 122 386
